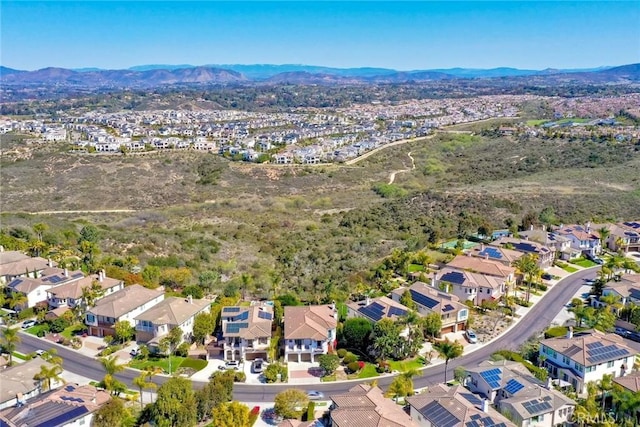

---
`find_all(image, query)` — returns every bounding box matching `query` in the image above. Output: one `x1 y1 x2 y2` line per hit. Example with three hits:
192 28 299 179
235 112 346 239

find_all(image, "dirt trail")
388 151 415 184
11 209 137 215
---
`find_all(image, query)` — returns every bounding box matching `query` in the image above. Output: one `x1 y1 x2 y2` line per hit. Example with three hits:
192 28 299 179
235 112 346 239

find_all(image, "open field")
2 131 639 300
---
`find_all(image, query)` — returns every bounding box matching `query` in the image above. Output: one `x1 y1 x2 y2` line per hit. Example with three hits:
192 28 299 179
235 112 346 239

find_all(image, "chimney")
586 221 591 233
480 243 485 251
566 326 573 339
64 268 68 277
530 224 534 231
431 276 437 288
482 399 489 413
485 253 489 260
188 295 193 304
365 296 371 306
546 377 553 389
0 245 4 252
48 258 53 268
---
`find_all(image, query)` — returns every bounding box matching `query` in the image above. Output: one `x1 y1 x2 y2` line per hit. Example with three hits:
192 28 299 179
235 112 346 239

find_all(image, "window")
607 361 614 368
86 314 95 323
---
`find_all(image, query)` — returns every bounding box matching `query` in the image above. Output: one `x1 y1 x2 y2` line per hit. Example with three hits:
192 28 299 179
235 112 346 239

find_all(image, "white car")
307 391 324 400
21 320 36 329
465 329 478 344
35 350 45 356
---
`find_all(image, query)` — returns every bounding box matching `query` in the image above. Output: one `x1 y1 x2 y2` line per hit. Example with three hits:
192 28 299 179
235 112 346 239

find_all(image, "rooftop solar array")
623 221 640 229
586 343 630 365
47 405 90 426
512 242 539 254
229 311 249 322
225 322 249 334
257 310 273 320
480 368 502 389
222 307 240 313
423 401 460 427
479 247 503 260
60 396 85 403
410 289 439 309
466 417 508 427
46 275 63 284
388 306 407 317
443 304 455 312
504 379 525 394
522 399 553 415
358 302 385 321
441 271 466 285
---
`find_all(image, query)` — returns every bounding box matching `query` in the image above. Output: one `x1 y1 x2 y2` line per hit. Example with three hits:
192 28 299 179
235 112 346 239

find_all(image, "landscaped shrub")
305 402 316 422
343 352 357 364
537 283 548 291
357 361 365 370
347 361 361 373
249 406 260 426
17 308 35 320
234 371 247 383
337 349 347 358
175 342 190 357
49 317 71 333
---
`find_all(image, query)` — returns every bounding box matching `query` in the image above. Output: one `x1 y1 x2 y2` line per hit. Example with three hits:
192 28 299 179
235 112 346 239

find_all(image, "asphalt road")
15 266 609 402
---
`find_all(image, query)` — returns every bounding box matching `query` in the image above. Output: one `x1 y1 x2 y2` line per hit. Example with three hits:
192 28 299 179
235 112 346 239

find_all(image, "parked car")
21 320 36 329
252 358 264 373
614 327 630 338
129 348 140 357
465 329 478 344
628 332 640 343
584 279 596 285
307 391 324 400
220 360 240 370
35 349 45 356
541 273 553 280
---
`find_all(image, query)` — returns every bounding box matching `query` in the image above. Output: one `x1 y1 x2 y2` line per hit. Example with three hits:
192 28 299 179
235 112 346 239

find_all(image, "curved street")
17 267 599 402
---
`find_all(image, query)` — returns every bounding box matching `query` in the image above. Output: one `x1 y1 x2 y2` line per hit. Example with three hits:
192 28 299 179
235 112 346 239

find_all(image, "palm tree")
513 254 540 302
598 227 610 254
433 339 464 383
612 385 640 425
34 364 64 391
385 376 412 403
133 368 157 409
597 373 614 411
40 348 63 366
8 292 27 311
1 327 21 365
399 366 421 395
99 355 126 395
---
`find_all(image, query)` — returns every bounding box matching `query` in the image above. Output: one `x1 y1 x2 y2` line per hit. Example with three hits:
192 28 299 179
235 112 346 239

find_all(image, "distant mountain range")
1 63 638 88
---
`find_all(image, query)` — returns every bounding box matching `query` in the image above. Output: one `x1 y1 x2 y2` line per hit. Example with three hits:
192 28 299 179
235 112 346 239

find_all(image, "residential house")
601 273 640 306
46 271 124 310
0 250 55 286
0 383 110 427
551 224 601 258
346 296 409 324
539 329 635 394
407 384 516 427
284 305 337 363
134 295 212 349
518 229 574 261
221 304 273 361
466 360 576 427
613 370 640 398
390 282 469 334
0 359 60 410
490 237 555 269
434 267 506 306
467 244 524 267
329 384 419 427
446 255 516 283
7 268 84 310
606 221 640 253
84 284 164 337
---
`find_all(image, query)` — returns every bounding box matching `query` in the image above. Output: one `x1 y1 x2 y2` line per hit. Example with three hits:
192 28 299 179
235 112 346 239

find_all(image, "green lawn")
320 374 336 382
61 323 86 339
555 262 579 273
389 358 425 372
572 259 597 268
179 358 208 371
12 352 27 361
357 363 379 379
129 356 185 374
26 324 49 336
526 119 548 126
408 264 425 273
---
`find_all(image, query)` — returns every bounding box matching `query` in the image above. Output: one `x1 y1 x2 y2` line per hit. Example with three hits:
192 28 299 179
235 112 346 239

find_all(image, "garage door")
441 325 455 334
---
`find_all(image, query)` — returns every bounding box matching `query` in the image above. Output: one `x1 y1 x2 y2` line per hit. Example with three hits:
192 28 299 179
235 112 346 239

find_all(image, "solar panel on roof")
586 342 603 349
480 247 503 259
424 401 460 427
388 306 407 317
48 276 62 283
441 271 466 285
359 306 384 322
222 307 240 313
258 311 272 320
522 400 552 415
47 405 90 426
72 273 84 279
410 289 439 309
504 379 525 394
443 304 455 312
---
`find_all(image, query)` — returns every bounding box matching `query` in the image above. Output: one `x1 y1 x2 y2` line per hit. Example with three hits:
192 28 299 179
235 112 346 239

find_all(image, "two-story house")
329 384 419 427
85 284 164 337
468 244 524 267
518 229 574 261
0 359 61 410
134 295 212 349
284 304 337 363
46 271 124 310
7 268 84 310
434 267 506 306
390 281 468 334
466 360 576 427
407 384 516 427
447 255 516 283
0 249 55 286
539 329 635 394
490 237 555 269
551 224 601 258
606 221 640 253
600 273 640 307
221 304 273 362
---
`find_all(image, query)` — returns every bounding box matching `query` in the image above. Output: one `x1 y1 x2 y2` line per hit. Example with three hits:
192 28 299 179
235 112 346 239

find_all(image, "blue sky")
2 1 639 70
